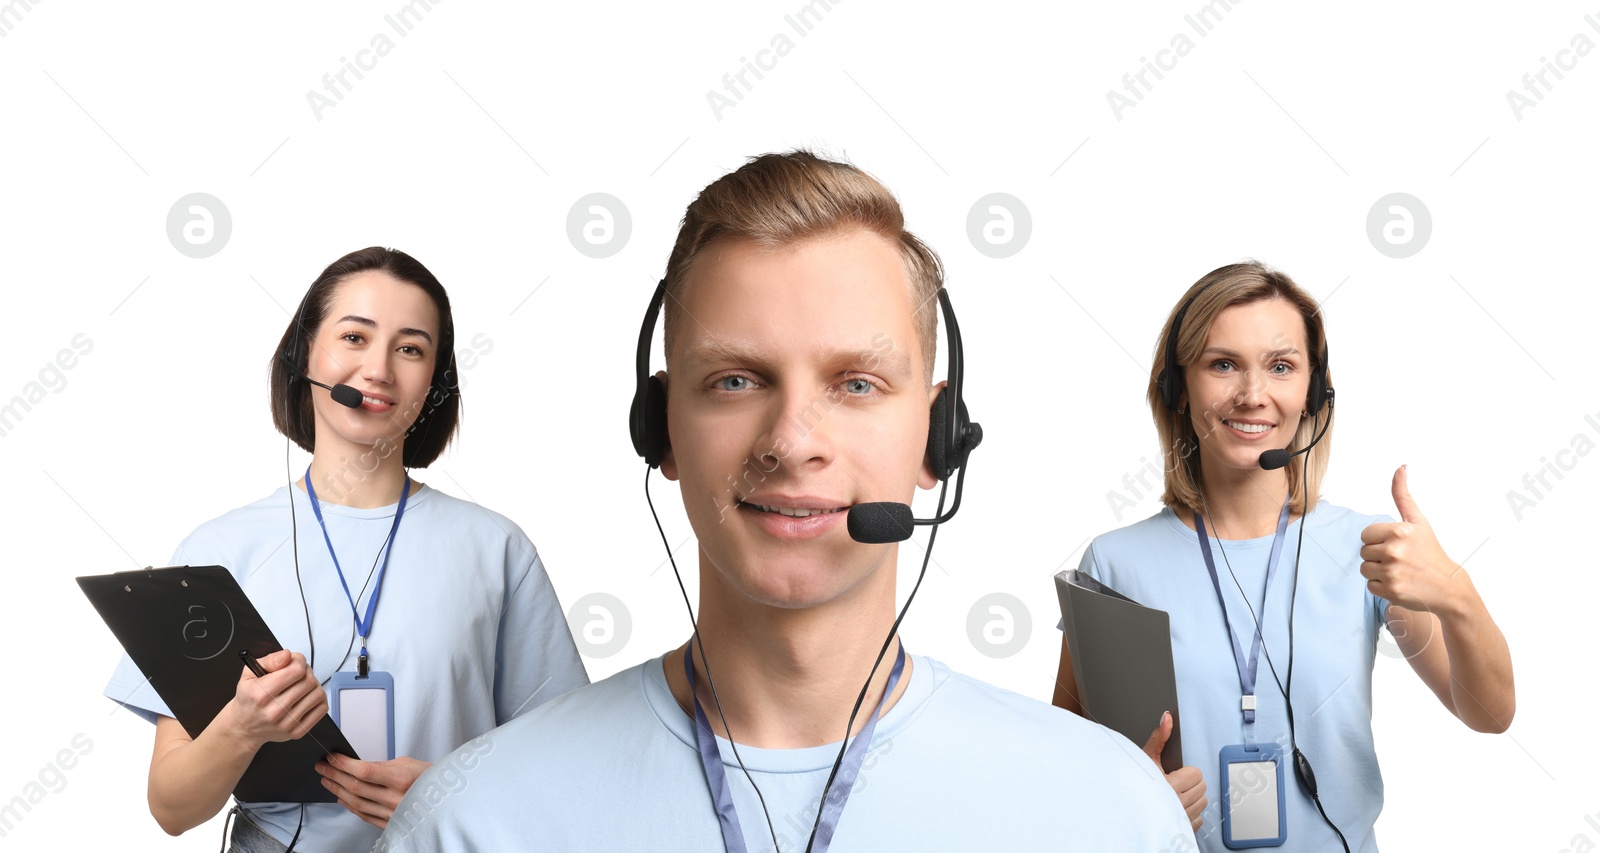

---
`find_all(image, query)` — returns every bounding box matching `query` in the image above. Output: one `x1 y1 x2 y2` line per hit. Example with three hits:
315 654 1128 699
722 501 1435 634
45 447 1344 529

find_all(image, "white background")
2 1 1595 850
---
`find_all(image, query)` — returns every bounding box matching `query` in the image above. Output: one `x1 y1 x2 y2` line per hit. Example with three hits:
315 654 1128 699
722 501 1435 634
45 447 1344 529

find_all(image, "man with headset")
377 150 1195 851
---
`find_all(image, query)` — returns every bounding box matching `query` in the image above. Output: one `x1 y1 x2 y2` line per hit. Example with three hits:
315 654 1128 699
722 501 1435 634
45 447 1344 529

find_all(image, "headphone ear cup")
927 389 974 482
1157 366 1180 412
1306 363 1330 414
1305 376 1331 412
635 375 669 467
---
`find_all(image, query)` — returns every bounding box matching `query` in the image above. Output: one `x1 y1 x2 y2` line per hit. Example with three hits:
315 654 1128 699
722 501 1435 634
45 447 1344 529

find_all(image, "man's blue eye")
845 378 874 395
717 376 751 391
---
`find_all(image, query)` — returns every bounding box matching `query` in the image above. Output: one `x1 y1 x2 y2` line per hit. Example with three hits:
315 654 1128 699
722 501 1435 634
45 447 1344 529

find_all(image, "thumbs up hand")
1358 466 1467 614
1143 711 1207 832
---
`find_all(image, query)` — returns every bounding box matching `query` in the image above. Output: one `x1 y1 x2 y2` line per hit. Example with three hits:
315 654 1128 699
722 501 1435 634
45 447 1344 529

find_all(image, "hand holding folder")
1054 569 1184 774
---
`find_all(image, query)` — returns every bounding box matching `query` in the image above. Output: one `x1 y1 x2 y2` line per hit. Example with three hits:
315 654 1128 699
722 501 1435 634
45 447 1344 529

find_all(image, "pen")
239 649 268 678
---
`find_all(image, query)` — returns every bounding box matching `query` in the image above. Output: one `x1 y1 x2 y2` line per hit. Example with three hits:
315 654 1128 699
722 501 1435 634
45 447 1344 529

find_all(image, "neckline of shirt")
1159 503 1319 549
279 482 435 519
639 650 938 774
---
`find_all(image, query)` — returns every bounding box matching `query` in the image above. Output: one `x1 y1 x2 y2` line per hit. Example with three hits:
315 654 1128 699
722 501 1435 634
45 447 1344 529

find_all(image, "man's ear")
918 380 947 490
655 370 679 481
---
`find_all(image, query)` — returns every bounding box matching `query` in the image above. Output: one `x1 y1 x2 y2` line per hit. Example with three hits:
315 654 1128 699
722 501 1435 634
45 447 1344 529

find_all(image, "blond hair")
1148 261 1334 516
662 150 942 378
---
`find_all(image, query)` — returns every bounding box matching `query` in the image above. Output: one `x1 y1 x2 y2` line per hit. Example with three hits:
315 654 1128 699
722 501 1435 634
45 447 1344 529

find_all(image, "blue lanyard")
684 643 907 853
1192 499 1291 744
303 466 410 677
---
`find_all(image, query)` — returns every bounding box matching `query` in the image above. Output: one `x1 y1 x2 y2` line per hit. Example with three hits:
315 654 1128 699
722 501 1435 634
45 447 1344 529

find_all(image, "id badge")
328 671 396 761
1219 742 1287 848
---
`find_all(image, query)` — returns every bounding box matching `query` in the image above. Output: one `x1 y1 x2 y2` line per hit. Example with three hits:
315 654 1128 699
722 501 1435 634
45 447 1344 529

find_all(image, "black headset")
1156 281 1333 416
629 277 981 479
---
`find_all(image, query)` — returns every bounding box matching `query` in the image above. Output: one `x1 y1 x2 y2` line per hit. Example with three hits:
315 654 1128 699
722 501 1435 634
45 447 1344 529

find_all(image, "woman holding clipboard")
1053 261 1513 851
103 247 588 851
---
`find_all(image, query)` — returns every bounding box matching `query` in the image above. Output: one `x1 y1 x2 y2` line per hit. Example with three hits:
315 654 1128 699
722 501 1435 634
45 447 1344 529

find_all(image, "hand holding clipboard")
81 565 357 803
235 650 332 749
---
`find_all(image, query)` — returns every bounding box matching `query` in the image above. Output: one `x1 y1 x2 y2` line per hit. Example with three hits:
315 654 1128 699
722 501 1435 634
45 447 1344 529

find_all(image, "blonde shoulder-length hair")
1148 261 1334 516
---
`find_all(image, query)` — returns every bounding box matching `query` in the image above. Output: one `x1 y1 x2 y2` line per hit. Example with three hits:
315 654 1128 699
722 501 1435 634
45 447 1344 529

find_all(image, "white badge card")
1219 742 1287 848
328 671 396 762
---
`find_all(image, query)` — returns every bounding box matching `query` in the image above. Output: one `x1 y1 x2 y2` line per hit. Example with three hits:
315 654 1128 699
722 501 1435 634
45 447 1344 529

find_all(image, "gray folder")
1054 569 1183 773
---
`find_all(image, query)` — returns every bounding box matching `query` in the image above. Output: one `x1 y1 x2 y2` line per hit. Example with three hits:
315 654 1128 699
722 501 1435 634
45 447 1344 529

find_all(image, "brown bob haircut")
1148 261 1333 516
268 247 460 468
661 149 944 380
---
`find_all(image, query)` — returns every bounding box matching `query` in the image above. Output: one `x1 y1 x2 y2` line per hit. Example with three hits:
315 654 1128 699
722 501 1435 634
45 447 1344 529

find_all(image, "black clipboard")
1054 569 1183 773
80 565 357 803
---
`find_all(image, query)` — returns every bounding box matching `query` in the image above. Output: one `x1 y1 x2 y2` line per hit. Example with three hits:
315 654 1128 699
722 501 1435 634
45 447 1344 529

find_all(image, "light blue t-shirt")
377 652 1199 852
103 484 590 853
1073 503 1391 853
